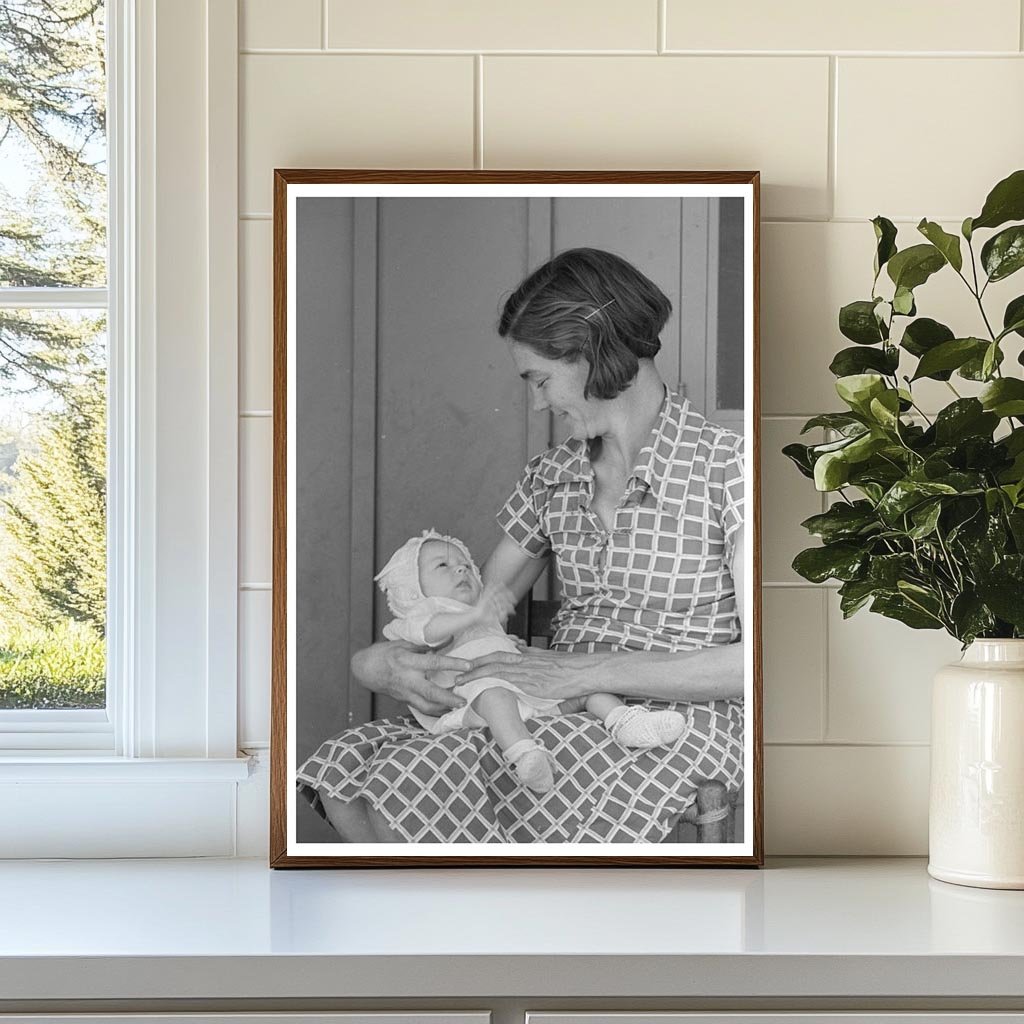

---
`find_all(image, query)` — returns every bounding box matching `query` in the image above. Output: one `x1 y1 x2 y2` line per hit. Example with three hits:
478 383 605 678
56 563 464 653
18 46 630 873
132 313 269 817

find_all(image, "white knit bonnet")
374 529 482 618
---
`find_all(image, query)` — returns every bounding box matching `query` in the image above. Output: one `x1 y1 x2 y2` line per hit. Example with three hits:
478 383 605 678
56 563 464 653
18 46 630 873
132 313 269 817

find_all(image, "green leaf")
962 216 974 241
835 373 886 413
908 500 943 539
867 553 915 587
981 225 1024 283
892 286 916 316
839 300 887 345
829 345 899 378
959 343 1004 381
838 578 879 617
800 413 867 435
933 399 999 445
814 450 850 491
971 168 1024 232
872 216 898 277
868 389 902 430
950 593 996 644
911 337 988 381
845 432 888 465
980 378 1024 418
782 442 815 479
900 317 954 360
976 580 1024 629
886 244 946 291
800 501 879 543
1003 295 1024 339
871 594 943 630
877 479 958 524
917 219 963 272
792 543 866 584
982 341 1000 381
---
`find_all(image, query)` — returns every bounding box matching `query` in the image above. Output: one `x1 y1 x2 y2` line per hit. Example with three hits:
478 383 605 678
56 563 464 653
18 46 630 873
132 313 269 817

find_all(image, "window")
0 0 245 863
0 0 109 748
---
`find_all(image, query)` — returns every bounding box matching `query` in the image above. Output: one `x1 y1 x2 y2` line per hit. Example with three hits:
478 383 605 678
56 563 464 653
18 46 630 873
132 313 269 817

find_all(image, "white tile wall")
826 601 962 744
240 54 475 213
239 590 272 748
240 220 272 412
835 58 1024 220
665 0 1021 53
763 588 825 744
483 57 831 220
326 0 658 52
236 3 1024 854
239 417 272 587
241 0 321 50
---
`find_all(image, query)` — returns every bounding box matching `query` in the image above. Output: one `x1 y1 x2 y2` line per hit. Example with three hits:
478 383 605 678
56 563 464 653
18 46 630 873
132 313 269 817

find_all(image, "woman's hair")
497 247 671 400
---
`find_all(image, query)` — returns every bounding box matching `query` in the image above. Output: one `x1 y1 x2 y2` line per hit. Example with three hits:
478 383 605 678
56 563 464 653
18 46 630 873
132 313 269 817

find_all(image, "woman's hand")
455 647 603 701
351 641 471 717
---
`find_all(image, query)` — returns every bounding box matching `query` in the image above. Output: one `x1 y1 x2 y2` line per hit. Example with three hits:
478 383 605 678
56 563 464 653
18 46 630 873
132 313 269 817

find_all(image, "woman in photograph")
296 247 746 844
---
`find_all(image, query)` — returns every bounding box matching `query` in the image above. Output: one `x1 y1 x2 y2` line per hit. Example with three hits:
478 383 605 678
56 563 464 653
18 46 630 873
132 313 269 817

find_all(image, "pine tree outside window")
0 1 108 730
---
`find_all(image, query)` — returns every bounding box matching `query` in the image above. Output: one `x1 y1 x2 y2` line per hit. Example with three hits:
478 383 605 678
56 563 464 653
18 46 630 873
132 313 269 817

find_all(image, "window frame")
0 0 247 857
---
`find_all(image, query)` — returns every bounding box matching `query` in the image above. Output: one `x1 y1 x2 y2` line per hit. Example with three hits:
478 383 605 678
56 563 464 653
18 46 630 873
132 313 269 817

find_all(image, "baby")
375 529 687 794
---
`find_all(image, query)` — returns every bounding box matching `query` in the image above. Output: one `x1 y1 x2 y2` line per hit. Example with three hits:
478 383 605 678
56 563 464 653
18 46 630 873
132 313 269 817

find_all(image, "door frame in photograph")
270 170 763 868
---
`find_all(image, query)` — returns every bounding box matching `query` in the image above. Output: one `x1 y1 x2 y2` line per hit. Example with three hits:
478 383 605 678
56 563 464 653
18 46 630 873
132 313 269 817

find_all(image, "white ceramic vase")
929 639 1024 889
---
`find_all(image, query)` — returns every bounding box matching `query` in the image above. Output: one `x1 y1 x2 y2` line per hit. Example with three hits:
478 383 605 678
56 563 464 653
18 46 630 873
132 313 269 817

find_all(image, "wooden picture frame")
271 170 763 867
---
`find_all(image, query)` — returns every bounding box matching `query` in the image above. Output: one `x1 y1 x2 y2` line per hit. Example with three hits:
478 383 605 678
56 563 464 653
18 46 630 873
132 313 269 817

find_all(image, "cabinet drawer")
0 1016 490 1024
528 1016 1024 1024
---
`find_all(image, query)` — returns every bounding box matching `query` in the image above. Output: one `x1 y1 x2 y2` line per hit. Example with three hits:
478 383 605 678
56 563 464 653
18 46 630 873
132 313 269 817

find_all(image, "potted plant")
785 169 1024 889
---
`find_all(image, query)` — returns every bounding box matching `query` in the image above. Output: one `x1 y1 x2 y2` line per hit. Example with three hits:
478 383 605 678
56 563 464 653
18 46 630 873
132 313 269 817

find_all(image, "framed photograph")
271 171 762 867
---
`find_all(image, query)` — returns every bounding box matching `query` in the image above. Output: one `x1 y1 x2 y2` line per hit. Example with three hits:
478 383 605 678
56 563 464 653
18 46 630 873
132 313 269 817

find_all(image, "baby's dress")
383 596 563 734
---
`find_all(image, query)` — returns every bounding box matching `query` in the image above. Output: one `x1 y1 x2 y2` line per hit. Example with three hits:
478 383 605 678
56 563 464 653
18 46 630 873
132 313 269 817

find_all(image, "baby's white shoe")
504 738 556 794
605 704 687 749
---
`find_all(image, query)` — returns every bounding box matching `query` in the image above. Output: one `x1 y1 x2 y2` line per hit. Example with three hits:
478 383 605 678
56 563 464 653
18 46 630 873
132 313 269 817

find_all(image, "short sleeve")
495 457 551 559
714 432 745 564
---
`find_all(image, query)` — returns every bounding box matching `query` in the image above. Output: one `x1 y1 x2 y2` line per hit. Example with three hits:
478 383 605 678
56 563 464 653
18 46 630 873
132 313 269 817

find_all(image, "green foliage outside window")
0 1 107 708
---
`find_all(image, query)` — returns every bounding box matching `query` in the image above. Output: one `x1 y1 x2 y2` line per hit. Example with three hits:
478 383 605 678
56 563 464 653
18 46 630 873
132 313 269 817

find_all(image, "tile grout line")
474 55 484 169
820 587 830 744
766 740 931 748
827 55 838 221
321 0 328 50
237 47 1024 57
657 0 666 53
1021 0 1024 52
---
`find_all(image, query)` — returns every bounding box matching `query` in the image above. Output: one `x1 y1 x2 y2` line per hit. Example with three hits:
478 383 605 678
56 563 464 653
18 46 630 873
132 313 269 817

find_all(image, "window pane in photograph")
0 1 107 288
715 196 745 412
0 309 106 710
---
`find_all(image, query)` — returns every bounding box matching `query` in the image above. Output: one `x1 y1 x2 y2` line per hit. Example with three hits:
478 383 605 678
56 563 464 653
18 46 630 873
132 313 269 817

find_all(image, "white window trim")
0 0 249 857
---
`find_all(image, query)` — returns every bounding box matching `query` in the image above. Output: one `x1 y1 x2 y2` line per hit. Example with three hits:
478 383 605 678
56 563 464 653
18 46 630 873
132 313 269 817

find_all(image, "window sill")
0 754 252 783
0 756 255 858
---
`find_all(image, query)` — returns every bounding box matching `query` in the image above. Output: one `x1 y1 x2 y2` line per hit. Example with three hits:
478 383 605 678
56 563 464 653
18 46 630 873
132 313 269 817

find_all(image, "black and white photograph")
272 171 762 866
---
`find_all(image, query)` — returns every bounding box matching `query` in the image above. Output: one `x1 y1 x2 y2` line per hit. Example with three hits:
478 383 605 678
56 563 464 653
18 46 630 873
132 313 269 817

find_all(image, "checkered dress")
297 390 745 843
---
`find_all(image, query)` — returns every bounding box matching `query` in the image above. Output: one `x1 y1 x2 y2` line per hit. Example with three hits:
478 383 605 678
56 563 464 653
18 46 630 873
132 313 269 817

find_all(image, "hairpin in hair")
583 299 615 321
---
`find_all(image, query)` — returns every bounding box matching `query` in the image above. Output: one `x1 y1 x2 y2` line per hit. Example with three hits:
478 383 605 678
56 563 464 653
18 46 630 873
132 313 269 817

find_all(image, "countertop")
2 857 1024 1003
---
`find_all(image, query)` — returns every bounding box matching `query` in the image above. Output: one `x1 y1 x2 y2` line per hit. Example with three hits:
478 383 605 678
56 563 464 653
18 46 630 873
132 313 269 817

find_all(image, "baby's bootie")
504 738 557 794
605 704 687 749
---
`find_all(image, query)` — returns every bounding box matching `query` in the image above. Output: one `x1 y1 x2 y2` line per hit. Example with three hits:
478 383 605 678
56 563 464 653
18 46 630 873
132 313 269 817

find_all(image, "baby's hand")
477 581 515 624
